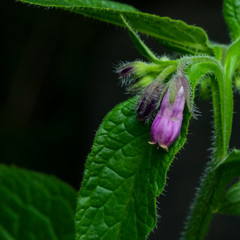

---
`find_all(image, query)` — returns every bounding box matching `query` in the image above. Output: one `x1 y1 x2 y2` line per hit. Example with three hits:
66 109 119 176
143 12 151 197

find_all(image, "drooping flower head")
150 74 191 150
116 61 192 150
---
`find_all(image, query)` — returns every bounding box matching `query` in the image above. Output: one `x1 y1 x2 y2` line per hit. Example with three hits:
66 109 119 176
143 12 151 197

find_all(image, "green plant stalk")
180 99 224 240
181 49 234 239
180 151 240 240
180 163 221 240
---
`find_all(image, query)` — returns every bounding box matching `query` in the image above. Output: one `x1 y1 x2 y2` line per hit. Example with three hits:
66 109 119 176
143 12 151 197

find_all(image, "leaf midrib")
19 1 211 53
78 133 149 239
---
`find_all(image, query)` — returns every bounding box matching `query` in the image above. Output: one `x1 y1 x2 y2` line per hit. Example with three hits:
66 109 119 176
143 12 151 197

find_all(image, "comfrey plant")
2 0 240 239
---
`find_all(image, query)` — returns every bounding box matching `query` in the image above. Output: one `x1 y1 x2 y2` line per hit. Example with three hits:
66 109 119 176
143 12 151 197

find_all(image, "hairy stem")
180 161 220 240
180 47 233 239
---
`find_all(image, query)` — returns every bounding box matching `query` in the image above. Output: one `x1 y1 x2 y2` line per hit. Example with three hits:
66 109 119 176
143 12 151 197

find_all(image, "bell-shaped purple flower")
150 84 185 151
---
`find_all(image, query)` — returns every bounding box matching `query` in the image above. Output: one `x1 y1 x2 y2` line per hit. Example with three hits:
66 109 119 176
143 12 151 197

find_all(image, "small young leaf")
217 181 240 216
0 165 76 240
223 0 240 41
75 97 191 240
215 149 240 216
217 149 240 175
19 0 213 55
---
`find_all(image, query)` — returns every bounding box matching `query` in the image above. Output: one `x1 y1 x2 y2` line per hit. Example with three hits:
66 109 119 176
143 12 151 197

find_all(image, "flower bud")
118 66 133 77
150 84 185 151
137 81 164 121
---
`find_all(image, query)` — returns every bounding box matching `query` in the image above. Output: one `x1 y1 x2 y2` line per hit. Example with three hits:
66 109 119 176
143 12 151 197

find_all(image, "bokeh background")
2 0 240 239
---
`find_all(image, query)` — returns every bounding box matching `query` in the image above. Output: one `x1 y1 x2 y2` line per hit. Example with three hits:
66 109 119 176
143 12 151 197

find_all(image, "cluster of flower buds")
117 62 192 151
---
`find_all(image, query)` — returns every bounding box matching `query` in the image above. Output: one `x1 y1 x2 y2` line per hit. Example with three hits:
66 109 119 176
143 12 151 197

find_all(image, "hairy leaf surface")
223 0 240 41
19 0 213 55
75 97 191 240
0 165 76 240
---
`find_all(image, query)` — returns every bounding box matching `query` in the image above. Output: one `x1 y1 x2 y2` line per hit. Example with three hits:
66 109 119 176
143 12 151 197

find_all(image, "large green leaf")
223 0 240 41
75 97 191 240
0 165 76 240
19 0 213 55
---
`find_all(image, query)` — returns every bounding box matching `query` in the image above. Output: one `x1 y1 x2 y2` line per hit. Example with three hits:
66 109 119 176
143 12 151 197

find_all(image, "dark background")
2 0 240 239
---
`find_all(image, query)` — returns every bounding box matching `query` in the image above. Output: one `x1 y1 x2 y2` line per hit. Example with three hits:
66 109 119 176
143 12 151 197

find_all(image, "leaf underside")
0 165 76 240
19 0 213 55
75 97 190 240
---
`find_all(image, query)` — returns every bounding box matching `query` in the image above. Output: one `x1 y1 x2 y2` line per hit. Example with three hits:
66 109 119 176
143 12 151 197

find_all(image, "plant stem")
180 45 235 239
180 160 221 240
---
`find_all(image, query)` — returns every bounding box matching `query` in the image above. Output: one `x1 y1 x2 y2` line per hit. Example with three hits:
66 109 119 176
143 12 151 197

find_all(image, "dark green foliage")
13 0 240 239
223 0 240 41
75 98 191 240
218 181 240 215
19 0 213 55
0 165 76 240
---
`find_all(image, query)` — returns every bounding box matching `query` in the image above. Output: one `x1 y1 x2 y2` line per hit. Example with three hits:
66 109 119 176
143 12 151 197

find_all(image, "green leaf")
0 165 76 240
223 0 240 41
19 0 213 55
120 15 161 64
75 97 191 240
217 149 240 177
217 181 240 216
215 149 240 215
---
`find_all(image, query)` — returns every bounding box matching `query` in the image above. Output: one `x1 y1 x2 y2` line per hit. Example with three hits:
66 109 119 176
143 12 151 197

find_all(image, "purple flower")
150 84 185 151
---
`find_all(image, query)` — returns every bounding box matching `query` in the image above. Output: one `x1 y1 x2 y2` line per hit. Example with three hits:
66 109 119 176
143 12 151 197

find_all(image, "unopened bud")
137 81 164 121
117 65 133 77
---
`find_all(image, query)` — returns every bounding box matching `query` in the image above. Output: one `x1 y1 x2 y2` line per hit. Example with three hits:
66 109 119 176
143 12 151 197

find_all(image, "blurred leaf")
223 39 240 154
19 0 213 55
223 0 240 41
0 165 76 240
75 97 191 240
217 181 240 216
